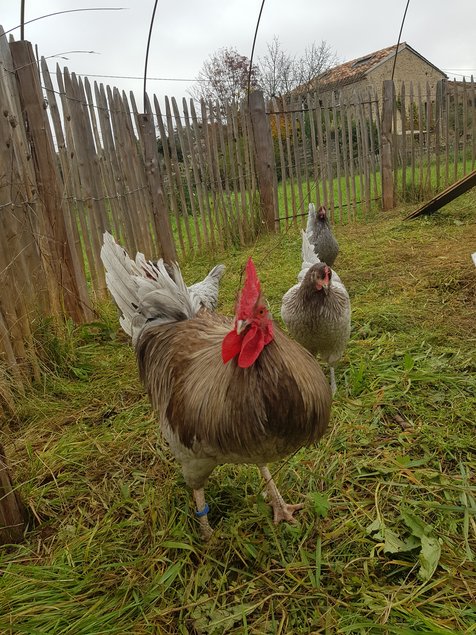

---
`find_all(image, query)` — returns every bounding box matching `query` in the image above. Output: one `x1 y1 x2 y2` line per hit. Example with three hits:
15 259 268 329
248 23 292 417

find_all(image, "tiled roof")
299 42 446 93
317 44 400 87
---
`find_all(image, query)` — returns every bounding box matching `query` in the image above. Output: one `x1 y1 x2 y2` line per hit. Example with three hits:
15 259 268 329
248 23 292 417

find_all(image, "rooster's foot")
259 465 304 525
330 367 337 396
193 488 213 541
199 520 213 541
270 501 304 524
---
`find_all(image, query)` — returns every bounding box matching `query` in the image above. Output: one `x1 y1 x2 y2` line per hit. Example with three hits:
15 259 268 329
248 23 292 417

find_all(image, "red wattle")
221 329 243 363
238 325 265 368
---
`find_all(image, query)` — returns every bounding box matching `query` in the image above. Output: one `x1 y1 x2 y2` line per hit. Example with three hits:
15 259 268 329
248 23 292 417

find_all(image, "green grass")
169 153 475 260
1 191 475 634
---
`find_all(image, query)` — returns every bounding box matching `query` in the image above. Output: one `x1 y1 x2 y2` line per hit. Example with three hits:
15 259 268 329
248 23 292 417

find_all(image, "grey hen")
306 203 339 267
281 231 350 395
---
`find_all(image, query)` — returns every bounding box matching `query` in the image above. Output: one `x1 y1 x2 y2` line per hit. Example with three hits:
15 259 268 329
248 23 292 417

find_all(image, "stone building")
300 42 447 103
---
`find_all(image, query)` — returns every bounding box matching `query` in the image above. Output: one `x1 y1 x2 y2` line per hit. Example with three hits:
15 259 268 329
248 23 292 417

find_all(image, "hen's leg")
193 488 213 541
330 366 337 396
259 466 304 524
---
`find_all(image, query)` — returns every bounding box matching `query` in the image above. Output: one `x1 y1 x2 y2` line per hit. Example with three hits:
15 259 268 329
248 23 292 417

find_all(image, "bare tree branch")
257 37 338 98
188 47 261 113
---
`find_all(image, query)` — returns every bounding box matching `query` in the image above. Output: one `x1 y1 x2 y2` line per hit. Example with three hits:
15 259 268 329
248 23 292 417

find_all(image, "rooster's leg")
193 488 213 541
259 466 304 524
330 366 337 396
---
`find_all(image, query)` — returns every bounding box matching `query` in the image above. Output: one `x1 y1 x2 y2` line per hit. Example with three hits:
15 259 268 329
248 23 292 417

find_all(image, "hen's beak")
236 319 249 335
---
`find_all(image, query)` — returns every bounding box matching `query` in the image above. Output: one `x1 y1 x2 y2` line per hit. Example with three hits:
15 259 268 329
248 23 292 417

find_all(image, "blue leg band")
195 503 210 518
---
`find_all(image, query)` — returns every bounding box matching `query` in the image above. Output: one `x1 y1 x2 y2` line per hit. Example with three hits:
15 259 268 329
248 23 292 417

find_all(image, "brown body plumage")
138 314 330 481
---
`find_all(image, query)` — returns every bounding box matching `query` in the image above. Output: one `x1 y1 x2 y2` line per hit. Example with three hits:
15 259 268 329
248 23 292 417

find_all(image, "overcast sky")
2 0 475 108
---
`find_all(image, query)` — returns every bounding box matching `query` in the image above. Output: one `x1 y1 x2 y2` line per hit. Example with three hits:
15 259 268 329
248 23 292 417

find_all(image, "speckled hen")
281 231 351 395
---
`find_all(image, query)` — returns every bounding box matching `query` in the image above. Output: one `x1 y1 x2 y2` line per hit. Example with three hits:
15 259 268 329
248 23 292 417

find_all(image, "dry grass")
0 192 475 634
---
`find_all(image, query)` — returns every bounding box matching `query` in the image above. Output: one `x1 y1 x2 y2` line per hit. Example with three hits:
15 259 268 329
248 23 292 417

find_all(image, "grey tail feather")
207 264 225 280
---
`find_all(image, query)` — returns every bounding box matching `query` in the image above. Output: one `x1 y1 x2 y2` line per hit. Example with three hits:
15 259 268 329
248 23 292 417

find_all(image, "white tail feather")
100 232 201 345
305 203 317 238
298 230 321 281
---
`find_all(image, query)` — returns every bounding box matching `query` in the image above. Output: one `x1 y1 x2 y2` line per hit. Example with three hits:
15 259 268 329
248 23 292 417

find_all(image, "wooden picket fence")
268 90 383 225
265 78 476 224
1 29 475 396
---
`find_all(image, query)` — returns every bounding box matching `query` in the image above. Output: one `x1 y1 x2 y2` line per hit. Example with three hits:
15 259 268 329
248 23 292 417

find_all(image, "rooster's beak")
236 319 248 334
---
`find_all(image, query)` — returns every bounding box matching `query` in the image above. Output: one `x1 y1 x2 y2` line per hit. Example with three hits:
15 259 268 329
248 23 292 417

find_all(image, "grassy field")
170 155 475 259
1 191 475 634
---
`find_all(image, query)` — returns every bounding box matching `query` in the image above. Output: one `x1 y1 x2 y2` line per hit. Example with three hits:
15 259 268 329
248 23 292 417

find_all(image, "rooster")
306 203 339 267
101 233 332 539
281 231 351 395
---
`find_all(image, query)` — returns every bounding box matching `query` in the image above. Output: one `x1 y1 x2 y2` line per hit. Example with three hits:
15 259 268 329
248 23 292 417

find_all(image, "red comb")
236 258 260 319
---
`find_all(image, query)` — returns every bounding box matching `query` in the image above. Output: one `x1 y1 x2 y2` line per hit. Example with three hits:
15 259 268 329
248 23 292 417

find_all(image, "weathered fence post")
0 444 28 545
137 100 177 263
9 40 92 322
381 80 395 210
249 91 278 232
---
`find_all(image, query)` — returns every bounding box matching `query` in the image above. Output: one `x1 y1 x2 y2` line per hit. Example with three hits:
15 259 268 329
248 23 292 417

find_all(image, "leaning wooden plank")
404 169 476 219
215 100 238 242
66 71 107 298
283 97 298 223
307 93 321 211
